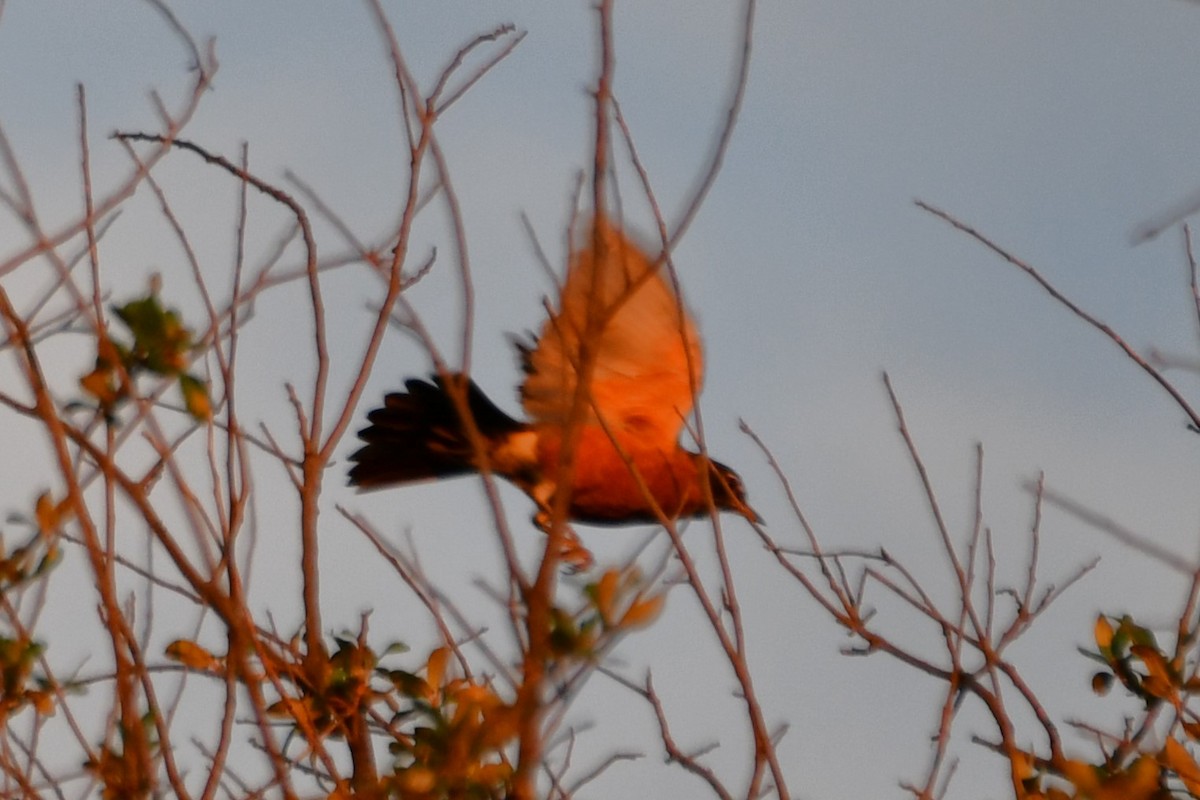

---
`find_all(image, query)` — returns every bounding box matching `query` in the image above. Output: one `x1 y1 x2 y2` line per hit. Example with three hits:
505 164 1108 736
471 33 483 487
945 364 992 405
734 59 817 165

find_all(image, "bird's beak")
739 501 764 525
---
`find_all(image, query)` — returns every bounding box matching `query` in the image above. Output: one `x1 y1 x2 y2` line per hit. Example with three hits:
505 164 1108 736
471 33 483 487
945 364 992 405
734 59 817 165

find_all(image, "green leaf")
1077 646 1111 666
112 293 193 376
380 641 410 657
1118 616 1159 650
179 373 211 421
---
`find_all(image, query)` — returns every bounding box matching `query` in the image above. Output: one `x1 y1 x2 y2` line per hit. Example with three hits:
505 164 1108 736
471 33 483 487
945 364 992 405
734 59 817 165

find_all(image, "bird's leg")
531 481 556 532
531 485 593 572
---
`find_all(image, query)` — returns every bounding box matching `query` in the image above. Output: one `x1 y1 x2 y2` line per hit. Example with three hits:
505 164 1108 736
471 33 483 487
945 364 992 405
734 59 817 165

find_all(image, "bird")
348 218 759 535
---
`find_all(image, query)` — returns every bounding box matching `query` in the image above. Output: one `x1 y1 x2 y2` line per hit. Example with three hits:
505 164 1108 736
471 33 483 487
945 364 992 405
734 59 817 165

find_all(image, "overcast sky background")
5 1 1200 798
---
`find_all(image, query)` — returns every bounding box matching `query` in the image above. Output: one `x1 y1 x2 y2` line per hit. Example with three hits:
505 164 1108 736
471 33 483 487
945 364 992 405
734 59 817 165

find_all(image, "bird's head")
704 458 762 524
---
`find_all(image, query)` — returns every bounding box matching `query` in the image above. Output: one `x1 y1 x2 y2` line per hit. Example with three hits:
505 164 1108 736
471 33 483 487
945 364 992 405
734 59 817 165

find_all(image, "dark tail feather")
348 374 524 489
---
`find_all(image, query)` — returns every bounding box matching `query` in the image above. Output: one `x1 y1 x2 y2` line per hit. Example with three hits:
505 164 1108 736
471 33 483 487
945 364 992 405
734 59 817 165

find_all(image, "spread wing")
519 220 703 451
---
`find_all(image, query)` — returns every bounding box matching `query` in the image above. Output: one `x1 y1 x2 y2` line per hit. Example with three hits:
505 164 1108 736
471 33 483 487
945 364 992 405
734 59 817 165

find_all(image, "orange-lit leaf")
179 373 212 421
468 761 512 787
1057 758 1100 793
165 640 220 672
1163 738 1200 797
1094 614 1114 652
1121 754 1162 799
1131 644 1176 700
33 493 71 536
1011 749 1035 780
397 765 436 794
79 366 119 406
620 593 665 629
30 690 54 715
594 569 619 625
425 647 449 695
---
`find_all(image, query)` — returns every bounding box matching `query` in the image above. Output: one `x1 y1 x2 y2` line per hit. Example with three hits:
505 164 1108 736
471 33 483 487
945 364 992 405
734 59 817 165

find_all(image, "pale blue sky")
4 2 1200 797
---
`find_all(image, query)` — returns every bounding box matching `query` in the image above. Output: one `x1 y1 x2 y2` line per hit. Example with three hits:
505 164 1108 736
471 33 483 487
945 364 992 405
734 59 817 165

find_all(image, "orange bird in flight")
348 219 758 528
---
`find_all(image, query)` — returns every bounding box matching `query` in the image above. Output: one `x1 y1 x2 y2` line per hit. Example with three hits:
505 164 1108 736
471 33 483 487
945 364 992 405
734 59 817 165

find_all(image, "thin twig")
917 199 1200 430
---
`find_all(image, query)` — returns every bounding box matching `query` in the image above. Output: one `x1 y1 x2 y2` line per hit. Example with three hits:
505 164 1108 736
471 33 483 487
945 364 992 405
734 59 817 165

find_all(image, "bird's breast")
534 425 699 523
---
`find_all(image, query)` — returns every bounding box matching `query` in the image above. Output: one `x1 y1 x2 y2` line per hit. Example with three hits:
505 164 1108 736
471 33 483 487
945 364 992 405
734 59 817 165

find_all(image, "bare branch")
917 198 1200 430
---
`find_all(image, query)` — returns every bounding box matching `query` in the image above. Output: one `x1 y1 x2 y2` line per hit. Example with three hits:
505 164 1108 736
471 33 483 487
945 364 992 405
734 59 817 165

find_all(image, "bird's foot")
558 529 594 573
532 509 593 572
